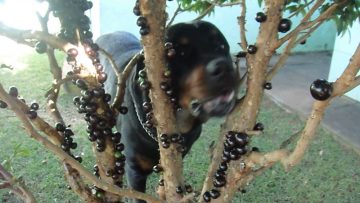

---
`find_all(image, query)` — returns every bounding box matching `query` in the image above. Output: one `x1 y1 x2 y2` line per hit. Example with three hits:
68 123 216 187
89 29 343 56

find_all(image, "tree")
0 0 359 202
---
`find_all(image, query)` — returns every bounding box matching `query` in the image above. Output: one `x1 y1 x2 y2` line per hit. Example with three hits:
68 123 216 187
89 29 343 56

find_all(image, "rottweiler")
97 21 237 202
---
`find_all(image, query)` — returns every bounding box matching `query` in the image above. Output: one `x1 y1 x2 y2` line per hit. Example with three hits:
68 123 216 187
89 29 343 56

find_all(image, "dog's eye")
216 44 227 53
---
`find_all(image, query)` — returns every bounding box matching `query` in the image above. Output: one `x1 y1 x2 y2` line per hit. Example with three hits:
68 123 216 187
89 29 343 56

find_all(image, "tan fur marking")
135 155 154 171
179 65 209 109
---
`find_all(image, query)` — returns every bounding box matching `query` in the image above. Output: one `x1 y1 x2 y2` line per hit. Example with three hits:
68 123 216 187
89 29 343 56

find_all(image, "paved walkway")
265 52 360 154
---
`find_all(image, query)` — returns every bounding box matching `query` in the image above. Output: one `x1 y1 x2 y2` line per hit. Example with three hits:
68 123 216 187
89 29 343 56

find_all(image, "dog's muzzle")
190 90 236 118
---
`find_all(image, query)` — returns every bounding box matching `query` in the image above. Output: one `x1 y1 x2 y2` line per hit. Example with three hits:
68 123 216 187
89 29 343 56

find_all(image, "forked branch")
0 84 163 203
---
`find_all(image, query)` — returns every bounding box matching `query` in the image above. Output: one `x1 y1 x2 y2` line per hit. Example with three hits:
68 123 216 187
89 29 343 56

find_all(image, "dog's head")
166 21 237 121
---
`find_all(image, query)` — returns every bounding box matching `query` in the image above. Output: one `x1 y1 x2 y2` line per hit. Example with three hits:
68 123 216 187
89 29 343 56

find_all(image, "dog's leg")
125 163 148 203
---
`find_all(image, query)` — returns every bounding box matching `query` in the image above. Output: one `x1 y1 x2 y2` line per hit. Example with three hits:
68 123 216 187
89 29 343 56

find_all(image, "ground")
0 52 359 202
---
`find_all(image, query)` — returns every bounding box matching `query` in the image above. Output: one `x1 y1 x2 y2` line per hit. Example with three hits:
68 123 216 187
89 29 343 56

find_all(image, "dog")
97 21 237 202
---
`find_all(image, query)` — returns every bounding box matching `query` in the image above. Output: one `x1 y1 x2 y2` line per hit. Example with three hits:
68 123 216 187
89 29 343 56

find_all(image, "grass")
0 52 360 203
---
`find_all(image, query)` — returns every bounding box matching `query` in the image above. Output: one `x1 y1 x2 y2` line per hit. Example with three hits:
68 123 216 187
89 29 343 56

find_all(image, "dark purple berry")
203 191 211 202
116 167 125 175
159 134 168 142
164 70 171 78
0 100 8 108
164 42 173 49
161 141 170 148
61 144 69 151
133 7 141 16
234 132 248 146
112 174 119 180
96 144 105 152
64 128 74 136
170 134 180 143
27 109 37 119
235 51 247 58
278 18 292 33
264 82 272 90
75 79 87 90
213 176 226 187
138 69 146 78
153 164 163 173
210 189 221 199
142 102 152 112
247 45 257 54
136 16 147 27
235 147 247 155
218 162 228 172
225 137 236 147
67 48 78 58
35 41 47 54
74 156 82 163
185 184 193 193
310 79 333 101
176 186 183 194
115 143 125 151
70 142 78 149
230 149 240 160
214 170 225 178
97 72 107 83
119 106 128 114
167 49 176 58
103 93 111 102
95 63 104 72
9 86 18 97
160 82 169 91
255 12 267 23
140 81 150 90
140 26 150 36
254 122 264 131
159 179 164 186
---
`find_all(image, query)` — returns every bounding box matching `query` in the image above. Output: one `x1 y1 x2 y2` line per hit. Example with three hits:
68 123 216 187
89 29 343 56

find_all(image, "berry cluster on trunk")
203 131 249 202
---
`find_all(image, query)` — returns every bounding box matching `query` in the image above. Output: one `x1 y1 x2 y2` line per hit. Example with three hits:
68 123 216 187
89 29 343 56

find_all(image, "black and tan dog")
97 21 237 202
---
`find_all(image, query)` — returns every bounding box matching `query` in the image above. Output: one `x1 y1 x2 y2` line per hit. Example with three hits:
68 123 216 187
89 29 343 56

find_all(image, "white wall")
328 22 360 101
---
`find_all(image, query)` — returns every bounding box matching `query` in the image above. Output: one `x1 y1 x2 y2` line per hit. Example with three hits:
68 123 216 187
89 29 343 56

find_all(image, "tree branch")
193 4 215 21
286 0 315 19
0 84 163 203
97 48 142 112
332 44 360 97
139 0 185 202
201 1 286 202
237 0 248 50
274 0 343 49
266 21 323 81
343 75 360 94
0 22 75 51
166 4 183 29
282 44 360 170
0 164 36 203
0 64 13 70
207 0 242 7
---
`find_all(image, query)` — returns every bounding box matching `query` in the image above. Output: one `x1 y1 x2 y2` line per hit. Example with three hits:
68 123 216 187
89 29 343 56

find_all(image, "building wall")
92 1 337 54
328 22 360 101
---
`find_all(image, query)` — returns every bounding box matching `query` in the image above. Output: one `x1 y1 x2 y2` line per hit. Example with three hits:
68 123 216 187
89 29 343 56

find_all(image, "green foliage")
177 0 238 13
324 0 360 35
1 143 31 172
177 0 359 36
178 0 213 13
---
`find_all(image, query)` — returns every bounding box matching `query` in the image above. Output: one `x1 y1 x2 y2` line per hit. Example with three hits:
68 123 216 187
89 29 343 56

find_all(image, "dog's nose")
206 58 232 79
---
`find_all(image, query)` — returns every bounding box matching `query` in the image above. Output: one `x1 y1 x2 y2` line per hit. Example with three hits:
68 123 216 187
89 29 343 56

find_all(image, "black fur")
97 21 237 203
